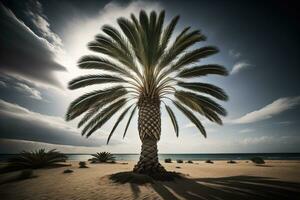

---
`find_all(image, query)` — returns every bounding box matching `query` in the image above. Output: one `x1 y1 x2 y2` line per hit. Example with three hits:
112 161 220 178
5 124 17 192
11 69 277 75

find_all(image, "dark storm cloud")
0 2 66 88
0 99 116 147
0 73 43 101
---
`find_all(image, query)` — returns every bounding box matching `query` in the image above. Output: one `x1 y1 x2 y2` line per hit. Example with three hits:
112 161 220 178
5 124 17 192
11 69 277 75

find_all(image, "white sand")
1 160 300 200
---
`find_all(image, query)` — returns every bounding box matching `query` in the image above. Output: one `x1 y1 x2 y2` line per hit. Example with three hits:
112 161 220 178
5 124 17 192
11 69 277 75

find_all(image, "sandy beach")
1 160 300 200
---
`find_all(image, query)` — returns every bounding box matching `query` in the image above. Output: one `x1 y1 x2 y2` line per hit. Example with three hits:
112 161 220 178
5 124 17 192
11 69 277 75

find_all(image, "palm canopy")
66 10 228 143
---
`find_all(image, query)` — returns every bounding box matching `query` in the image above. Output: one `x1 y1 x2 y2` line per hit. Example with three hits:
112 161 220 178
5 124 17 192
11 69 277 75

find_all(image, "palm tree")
66 10 228 175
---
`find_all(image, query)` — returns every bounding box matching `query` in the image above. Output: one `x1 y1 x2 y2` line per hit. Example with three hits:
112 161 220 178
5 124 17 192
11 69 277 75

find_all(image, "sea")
1 153 300 161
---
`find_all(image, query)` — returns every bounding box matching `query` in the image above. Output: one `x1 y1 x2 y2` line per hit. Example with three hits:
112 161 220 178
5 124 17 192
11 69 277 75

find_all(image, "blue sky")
0 0 299 153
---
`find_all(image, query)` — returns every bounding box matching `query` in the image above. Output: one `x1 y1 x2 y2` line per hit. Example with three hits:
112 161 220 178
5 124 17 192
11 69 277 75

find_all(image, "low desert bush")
251 157 265 164
89 152 115 163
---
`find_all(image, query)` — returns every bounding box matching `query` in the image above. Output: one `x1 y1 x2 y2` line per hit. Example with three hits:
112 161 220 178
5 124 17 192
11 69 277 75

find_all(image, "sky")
0 0 299 154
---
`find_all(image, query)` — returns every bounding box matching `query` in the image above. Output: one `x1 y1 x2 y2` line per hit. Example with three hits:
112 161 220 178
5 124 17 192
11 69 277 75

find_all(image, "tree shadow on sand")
151 175 300 200
111 172 300 200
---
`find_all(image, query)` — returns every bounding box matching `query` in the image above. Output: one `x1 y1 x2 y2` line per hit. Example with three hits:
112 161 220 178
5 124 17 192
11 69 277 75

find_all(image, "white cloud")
239 128 254 133
0 138 104 154
0 80 6 87
0 99 114 147
230 61 251 74
28 12 63 48
25 1 64 55
185 118 215 128
229 49 241 58
14 83 42 100
277 121 293 125
232 96 300 124
240 136 275 145
239 135 300 146
0 2 66 88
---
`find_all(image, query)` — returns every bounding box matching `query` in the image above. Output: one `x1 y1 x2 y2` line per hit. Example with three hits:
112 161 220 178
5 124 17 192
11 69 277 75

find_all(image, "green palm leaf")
83 98 127 137
68 75 125 90
123 106 137 139
175 90 227 116
77 90 129 128
177 64 228 78
88 36 137 73
159 14 179 57
78 55 128 75
171 46 219 72
102 25 131 54
177 81 228 100
66 86 126 121
107 105 134 144
172 100 206 137
158 30 205 72
165 105 179 137
202 107 223 125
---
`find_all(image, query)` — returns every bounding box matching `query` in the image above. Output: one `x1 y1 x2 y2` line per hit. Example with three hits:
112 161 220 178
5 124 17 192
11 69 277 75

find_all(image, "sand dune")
1 160 300 200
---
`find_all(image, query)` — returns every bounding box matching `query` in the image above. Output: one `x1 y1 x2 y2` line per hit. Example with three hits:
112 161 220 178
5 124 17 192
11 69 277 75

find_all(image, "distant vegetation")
17 169 34 180
227 160 237 164
177 159 183 163
205 160 214 164
63 169 73 173
251 157 265 164
79 161 88 168
89 152 115 163
164 158 172 163
1 149 67 172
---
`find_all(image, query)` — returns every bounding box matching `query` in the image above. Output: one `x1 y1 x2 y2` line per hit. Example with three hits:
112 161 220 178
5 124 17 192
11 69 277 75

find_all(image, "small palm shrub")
227 160 237 164
164 158 172 163
186 160 193 164
17 169 34 180
63 169 73 173
79 161 88 168
176 159 183 163
4 149 67 171
205 160 214 164
251 157 265 164
90 152 115 163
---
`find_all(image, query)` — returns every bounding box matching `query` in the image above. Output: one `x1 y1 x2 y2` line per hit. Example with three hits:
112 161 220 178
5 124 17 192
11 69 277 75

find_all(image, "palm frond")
123 106 137 139
177 64 228 78
77 90 129 128
177 81 228 100
68 75 125 90
66 86 127 121
102 25 132 55
171 46 219 72
202 107 223 125
175 90 227 116
118 17 144 66
165 105 179 137
159 15 179 56
157 30 206 72
153 10 165 61
88 36 139 75
78 55 129 76
83 98 127 137
107 105 134 144
172 100 206 137
173 91 222 125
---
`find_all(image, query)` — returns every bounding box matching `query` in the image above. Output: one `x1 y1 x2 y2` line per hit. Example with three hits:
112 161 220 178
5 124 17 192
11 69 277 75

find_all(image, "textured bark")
133 96 166 174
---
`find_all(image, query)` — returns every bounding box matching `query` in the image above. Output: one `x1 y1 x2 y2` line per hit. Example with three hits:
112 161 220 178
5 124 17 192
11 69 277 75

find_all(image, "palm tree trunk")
133 96 166 174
